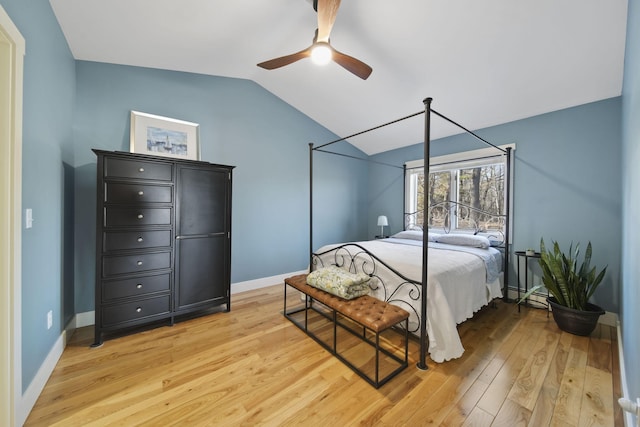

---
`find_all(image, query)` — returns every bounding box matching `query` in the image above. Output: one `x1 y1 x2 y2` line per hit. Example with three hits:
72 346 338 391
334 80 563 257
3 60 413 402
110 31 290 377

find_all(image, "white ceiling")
50 0 628 155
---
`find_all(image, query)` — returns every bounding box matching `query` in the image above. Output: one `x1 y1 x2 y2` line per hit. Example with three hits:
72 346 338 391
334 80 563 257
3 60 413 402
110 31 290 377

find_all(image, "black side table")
514 251 548 313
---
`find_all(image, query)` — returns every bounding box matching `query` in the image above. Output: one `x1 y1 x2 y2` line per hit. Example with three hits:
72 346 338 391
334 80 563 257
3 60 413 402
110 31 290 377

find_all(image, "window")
405 145 513 232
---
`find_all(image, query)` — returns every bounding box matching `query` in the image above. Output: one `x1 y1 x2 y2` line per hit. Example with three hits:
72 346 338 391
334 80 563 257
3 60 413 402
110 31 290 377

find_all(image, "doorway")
0 5 24 426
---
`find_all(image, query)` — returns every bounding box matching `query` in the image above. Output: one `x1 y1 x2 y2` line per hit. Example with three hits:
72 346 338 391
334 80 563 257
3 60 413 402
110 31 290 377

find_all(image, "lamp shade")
377 215 388 227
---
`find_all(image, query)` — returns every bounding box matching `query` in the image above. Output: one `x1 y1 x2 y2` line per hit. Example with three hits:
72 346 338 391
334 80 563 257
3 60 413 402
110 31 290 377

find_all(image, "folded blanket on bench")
306 266 371 299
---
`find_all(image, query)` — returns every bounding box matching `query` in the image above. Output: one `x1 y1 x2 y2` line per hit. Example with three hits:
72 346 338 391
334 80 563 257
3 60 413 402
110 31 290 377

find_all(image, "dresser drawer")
105 183 173 204
103 230 172 252
102 251 171 277
102 273 171 300
105 207 172 227
102 295 171 327
104 157 173 181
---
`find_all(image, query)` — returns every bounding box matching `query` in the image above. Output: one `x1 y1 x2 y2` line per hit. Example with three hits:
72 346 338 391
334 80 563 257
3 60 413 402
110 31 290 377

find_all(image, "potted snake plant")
519 238 607 336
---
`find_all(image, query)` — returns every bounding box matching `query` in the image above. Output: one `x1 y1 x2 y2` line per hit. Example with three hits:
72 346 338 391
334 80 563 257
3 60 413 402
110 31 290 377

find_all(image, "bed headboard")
405 200 506 245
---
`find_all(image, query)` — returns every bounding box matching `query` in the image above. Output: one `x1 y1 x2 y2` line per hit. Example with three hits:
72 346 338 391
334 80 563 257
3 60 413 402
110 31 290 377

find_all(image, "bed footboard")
311 243 422 333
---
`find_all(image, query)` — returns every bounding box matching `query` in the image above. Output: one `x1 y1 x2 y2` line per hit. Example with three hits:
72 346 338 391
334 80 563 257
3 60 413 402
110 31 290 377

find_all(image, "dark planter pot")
547 297 605 336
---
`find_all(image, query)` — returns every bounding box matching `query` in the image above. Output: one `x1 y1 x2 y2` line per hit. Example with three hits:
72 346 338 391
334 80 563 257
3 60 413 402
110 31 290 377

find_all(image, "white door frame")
0 5 24 427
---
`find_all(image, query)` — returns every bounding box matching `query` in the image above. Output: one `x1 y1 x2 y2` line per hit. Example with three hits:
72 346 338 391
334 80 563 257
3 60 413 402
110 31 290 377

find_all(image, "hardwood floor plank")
492 398 531 426
527 331 572 427
550 339 589 425
588 324 613 373
376 365 450 425
476 308 546 416
578 365 615 426
441 378 490 426
611 327 624 426
461 406 494 427
23 286 622 426
403 353 490 425
507 327 560 410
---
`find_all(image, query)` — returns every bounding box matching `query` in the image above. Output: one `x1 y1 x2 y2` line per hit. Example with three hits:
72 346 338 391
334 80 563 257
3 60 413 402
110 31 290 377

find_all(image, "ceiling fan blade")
317 0 341 43
257 47 312 70
332 49 372 80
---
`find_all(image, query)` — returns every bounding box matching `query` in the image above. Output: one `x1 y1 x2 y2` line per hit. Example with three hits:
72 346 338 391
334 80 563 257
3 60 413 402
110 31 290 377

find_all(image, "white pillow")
435 233 490 248
391 230 440 242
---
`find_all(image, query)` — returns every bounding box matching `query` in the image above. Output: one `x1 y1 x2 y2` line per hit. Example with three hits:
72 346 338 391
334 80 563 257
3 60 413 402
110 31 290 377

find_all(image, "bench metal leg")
375 333 380 386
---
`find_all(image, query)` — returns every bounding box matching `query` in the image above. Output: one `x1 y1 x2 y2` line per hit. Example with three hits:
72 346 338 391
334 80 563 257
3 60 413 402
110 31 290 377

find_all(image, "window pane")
457 164 504 230
412 171 424 227
427 171 451 228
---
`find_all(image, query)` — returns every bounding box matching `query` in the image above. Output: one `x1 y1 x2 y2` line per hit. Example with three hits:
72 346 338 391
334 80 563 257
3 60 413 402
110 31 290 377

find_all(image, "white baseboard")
17 318 75 426
230 270 307 294
74 311 95 328
507 287 549 308
599 311 618 327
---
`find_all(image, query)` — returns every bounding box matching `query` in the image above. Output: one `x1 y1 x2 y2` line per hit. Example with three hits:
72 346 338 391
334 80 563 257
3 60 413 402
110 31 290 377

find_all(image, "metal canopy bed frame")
308 97 513 370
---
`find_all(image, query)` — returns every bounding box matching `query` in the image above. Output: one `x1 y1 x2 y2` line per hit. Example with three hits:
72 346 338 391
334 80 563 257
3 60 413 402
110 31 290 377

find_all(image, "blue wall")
622 0 640 407
0 0 76 391
369 98 622 314
72 61 369 313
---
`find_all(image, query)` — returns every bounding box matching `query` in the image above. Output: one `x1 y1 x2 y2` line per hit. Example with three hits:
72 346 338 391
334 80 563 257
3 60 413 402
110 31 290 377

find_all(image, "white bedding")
313 238 503 363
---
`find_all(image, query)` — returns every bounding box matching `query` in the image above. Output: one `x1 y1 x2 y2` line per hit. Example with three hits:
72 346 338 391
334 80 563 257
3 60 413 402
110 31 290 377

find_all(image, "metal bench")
284 274 409 388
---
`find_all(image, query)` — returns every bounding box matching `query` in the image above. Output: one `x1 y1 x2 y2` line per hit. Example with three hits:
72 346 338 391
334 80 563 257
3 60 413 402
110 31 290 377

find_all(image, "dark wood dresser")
92 150 233 346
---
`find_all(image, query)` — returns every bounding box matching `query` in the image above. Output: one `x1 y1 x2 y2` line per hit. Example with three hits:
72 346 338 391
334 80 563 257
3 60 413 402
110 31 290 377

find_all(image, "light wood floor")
26 284 623 426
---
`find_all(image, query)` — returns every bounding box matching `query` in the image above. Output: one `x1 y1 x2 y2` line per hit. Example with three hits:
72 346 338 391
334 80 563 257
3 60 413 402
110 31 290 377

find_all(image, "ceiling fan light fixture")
310 42 332 65
257 0 372 79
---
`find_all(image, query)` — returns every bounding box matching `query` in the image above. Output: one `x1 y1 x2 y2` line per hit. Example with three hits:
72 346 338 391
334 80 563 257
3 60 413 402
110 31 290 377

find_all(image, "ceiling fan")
257 0 372 80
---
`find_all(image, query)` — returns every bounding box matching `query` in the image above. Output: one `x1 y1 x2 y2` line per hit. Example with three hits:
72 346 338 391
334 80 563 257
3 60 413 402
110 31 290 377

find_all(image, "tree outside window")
408 159 505 232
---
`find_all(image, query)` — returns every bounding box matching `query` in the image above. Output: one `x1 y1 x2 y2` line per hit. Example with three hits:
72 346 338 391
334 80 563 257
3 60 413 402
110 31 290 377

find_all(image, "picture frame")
130 111 200 161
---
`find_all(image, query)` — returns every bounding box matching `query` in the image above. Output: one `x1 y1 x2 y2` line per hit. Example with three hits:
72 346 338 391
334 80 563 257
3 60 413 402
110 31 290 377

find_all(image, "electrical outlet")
47 310 53 330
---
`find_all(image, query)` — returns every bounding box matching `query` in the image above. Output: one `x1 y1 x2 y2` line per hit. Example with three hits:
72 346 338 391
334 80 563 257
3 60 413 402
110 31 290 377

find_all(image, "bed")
307 97 513 369
310 205 506 363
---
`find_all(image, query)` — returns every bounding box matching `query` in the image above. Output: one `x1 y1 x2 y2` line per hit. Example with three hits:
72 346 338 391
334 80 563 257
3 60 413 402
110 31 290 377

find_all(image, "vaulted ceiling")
50 0 628 154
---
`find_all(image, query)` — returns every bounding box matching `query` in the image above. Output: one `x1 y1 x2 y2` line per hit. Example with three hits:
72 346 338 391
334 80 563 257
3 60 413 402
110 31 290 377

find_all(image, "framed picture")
130 111 200 161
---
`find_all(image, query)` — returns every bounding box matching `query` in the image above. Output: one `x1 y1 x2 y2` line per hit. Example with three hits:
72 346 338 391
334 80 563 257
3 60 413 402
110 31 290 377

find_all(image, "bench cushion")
285 274 409 333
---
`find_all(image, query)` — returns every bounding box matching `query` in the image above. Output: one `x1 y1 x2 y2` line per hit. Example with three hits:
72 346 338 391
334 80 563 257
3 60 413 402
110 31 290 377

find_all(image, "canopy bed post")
309 143 314 268
418 97 432 370
403 164 407 217
504 146 512 301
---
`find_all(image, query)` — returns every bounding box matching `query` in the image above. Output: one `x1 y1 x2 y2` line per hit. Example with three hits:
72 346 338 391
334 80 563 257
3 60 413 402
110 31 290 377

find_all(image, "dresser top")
93 149 235 170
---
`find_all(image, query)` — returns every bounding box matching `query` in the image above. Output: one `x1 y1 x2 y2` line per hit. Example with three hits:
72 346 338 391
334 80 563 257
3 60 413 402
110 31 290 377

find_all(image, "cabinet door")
174 164 231 313
175 235 228 311
176 166 229 236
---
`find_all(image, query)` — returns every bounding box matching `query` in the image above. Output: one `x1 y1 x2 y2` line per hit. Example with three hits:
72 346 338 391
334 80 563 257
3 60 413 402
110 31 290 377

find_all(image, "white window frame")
405 144 515 231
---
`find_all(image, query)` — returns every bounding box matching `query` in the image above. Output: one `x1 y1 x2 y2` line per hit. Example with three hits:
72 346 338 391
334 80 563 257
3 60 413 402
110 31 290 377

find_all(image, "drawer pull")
137 214 144 219
137 237 144 242
136 307 142 313
138 191 144 196
137 261 143 266
136 284 143 289
139 167 145 173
